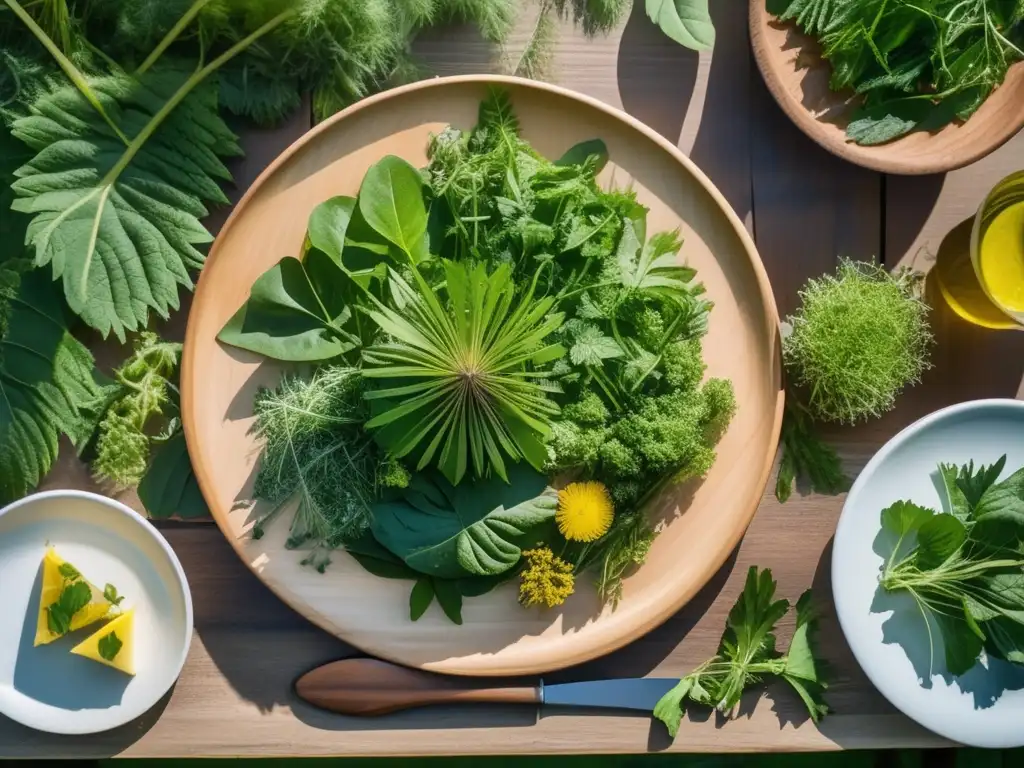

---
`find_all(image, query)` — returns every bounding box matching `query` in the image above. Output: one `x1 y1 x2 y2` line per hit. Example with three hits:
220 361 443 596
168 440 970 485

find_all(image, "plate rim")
181 73 784 676
0 489 194 735
748 1 1024 176
832 397 1024 748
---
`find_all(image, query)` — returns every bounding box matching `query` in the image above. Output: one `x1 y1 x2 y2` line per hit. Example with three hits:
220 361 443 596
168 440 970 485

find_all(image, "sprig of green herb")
653 566 828 737
879 456 1024 675
46 572 93 637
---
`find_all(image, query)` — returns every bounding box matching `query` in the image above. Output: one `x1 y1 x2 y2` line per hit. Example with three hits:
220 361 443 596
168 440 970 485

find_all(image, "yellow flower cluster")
518 547 575 609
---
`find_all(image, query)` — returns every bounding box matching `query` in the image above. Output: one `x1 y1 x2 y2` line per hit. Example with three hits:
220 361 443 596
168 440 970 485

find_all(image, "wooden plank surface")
5 4 1024 757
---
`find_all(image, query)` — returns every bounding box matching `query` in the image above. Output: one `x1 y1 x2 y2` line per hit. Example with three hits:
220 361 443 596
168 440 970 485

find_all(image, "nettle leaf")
569 324 623 365
10 71 240 341
555 139 609 172
0 267 105 504
880 499 934 536
645 0 715 51
370 464 557 579
845 97 933 145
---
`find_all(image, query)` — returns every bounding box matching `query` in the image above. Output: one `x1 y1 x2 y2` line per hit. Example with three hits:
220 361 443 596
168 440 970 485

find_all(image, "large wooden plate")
750 2 1024 175
181 76 783 676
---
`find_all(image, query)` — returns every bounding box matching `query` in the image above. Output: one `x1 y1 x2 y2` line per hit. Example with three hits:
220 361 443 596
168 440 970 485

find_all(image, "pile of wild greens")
767 0 1024 145
221 89 734 622
880 455 1024 676
0 0 717 518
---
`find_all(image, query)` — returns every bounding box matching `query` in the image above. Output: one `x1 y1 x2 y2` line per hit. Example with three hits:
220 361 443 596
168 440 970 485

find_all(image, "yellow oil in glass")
978 201 1024 314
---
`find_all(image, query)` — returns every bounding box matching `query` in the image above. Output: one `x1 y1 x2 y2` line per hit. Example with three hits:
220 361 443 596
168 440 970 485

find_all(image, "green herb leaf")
138 428 210 519
973 466 1024 528
357 155 428 263
98 629 123 662
46 579 92 636
11 72 240 340
880 500 934 537
218 253 359 362
652 677 693 738
569 324 623 366
937 612 984 676
371 464 556 579
58 562 81 581
555 139 608 172
409 577 434 621
433 579 464 625
774 405 849 502
846 98 933 145
645 0 715 51
915 515 966 570
938 462 972 521
103 583 124 606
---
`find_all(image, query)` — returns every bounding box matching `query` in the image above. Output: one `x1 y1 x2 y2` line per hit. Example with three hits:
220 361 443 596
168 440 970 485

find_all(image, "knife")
295 658 677 716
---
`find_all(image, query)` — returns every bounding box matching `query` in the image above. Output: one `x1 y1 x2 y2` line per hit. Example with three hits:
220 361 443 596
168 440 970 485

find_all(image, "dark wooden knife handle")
295 658 541 716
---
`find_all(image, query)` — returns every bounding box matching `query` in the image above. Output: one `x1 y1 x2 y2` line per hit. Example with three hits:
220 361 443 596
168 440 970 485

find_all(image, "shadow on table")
616 1 698 145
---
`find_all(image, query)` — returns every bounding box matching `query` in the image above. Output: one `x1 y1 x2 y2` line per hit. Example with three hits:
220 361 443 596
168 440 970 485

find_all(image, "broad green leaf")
846 97 933 145
409 577 434 621
433 579 464 625
11 72 240 340
217 253 358 362
652 677 693 738
555 139 608 172
357 156 428 262
974 467 1024 528
645 0 715 51
915 515 966 569
138 429 210 519
370 464 556 579
344 530 421 581
305 196 356 266
983 615 1024 665
880 500 934 536
0 267 106 504
936 612 983 676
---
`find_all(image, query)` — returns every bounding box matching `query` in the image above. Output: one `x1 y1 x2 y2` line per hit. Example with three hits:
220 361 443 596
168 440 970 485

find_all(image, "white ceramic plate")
0 491 192 735
833 399 1024 748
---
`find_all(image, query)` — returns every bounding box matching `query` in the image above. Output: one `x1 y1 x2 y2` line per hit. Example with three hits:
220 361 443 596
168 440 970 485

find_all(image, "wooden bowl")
750 2 1024 175
181 75 783 676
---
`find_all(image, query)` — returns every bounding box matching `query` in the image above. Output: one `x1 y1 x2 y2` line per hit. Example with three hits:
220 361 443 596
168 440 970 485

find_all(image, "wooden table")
3 2 1023 758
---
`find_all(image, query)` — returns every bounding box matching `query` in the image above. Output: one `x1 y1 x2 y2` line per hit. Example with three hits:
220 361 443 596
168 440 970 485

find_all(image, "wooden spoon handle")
295 658 541 716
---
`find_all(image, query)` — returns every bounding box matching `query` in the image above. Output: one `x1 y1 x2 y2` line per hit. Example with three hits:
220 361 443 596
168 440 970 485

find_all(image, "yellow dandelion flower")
519 547 575 609
556 481 613 542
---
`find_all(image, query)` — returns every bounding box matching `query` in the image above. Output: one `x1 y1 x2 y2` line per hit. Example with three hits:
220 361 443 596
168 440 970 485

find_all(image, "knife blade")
295 658 676 716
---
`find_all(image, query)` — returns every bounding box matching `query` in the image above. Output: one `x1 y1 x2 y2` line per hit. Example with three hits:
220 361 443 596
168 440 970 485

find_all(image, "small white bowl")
0 490 192 735
833 399 1024 748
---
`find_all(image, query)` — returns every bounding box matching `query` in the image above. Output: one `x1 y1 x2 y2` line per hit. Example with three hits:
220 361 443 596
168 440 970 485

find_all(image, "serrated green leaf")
10 71 240 340
569 324 623 366
646 0 715 51
0 267 105 504
98 629 123 662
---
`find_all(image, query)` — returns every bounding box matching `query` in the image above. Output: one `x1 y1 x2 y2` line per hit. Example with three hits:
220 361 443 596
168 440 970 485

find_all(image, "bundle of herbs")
775 260 933 502
879 455 1024 675
767 0 1024 145
220 89 735 622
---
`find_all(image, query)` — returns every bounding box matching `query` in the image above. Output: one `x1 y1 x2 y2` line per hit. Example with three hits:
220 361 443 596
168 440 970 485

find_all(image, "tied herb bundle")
879 455 1024 676
776 260 932 502
219 89 734 621
653 567 828 737
767 0 1024 145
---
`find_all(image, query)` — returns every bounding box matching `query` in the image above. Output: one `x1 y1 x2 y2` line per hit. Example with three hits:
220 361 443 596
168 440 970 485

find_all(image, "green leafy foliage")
92 331 180 489
775 403 849 502
98 629 123 661
769 0 1024 144
0 266 107 505
646 0 715 51
10 71 241 340
46 575 93 637
879 456 1024 676
137 430 210 519
784 260 932 425
103 583 125 606
250 366 408 572
362 259 565 485
371 463 557 578
653 567 828 737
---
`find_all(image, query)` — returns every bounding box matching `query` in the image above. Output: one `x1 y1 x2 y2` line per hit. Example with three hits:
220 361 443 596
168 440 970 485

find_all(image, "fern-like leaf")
10 70 241 340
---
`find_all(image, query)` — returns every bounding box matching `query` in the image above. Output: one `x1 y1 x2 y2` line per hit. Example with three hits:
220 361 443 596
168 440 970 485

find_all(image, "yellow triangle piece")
71 609 135 676
34 547 114 646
